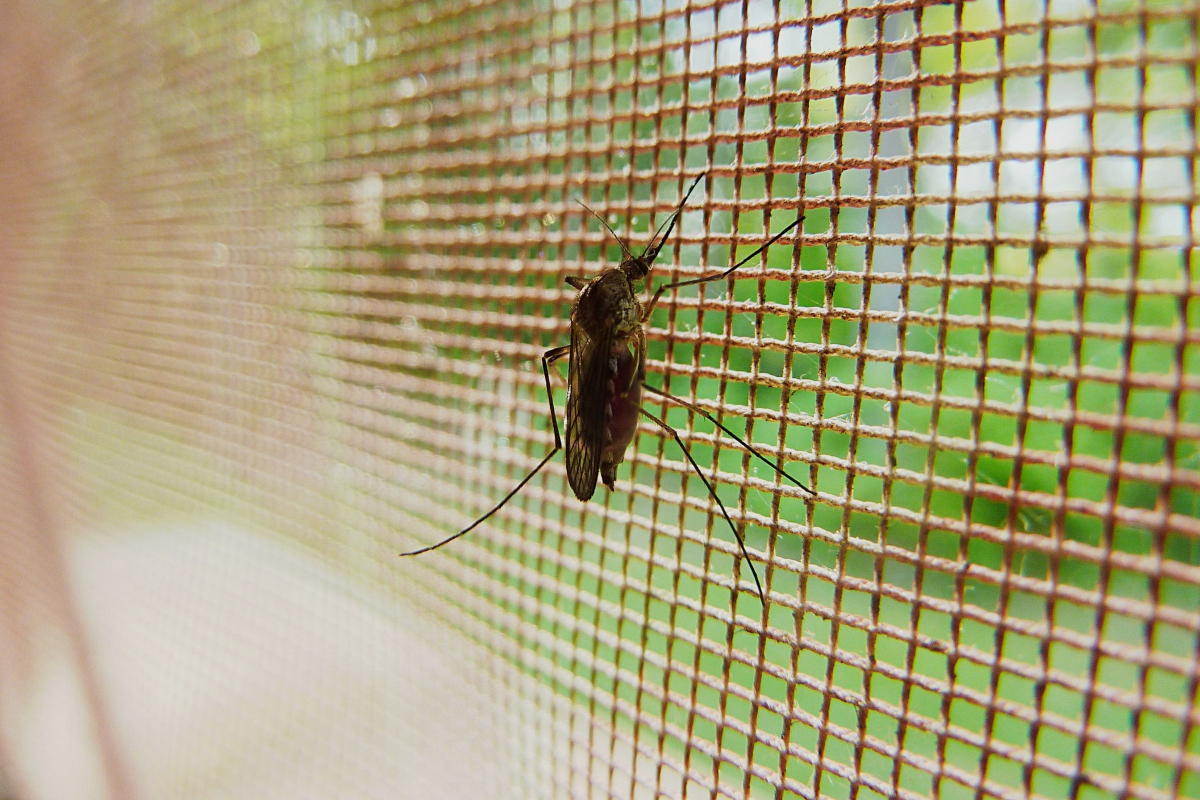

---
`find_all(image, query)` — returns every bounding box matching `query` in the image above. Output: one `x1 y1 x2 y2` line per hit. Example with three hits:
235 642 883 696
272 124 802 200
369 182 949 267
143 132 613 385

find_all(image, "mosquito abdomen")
599 340 643 490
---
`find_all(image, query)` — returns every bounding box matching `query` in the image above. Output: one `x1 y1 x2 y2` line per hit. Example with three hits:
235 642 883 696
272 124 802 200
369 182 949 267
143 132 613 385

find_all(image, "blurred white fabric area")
3 523 575 800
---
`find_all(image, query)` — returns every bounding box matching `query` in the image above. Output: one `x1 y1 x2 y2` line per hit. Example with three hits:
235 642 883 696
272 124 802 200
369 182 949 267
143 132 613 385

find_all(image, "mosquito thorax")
573 269 641 340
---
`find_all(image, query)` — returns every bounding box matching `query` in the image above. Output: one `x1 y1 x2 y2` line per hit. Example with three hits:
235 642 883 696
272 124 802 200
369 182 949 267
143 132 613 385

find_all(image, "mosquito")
400 173 814 603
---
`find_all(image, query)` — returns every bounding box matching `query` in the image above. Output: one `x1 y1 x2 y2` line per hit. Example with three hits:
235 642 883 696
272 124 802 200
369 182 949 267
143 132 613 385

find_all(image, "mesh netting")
0 0 1197 798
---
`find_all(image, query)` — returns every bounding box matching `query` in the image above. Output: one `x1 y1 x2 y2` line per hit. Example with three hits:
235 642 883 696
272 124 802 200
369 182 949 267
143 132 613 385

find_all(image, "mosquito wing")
565 321 610 502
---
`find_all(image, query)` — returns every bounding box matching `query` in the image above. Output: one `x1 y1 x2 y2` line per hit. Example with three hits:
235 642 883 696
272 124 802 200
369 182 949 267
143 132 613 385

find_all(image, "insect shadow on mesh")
400 173 815 604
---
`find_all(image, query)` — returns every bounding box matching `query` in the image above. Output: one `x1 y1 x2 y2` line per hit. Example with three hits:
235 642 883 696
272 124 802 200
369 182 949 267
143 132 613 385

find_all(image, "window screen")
0 0 1196 799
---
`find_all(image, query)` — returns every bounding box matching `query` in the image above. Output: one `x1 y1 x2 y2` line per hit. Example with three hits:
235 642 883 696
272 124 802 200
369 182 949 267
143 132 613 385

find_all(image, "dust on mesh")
5 0 1198 798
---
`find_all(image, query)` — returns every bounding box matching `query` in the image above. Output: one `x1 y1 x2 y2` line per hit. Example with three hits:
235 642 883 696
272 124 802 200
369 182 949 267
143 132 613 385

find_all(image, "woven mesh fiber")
0 0 1197 798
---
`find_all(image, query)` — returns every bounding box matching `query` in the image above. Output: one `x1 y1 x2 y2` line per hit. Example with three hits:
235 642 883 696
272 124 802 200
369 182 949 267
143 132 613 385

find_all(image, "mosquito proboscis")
401 173 814 604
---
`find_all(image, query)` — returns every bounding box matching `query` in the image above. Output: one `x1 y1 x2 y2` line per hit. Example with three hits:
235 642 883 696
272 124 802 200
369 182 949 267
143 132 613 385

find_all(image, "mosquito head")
619 254 653 281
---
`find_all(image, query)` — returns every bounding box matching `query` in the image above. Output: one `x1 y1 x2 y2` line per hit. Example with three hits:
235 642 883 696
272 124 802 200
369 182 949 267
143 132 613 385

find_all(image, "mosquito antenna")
641 172 706 262
575 198 632 260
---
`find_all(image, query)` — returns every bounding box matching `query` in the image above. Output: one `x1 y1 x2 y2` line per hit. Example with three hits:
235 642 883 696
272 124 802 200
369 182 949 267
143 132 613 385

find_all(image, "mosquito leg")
641 382 814 497
400 345 566 557
548 355 570 388
542 344 568 445
638 406 766 604
642 216 803 321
